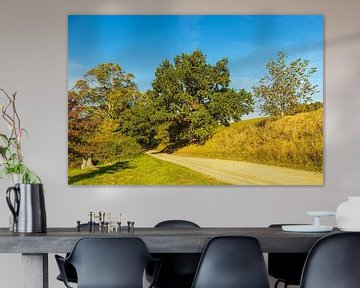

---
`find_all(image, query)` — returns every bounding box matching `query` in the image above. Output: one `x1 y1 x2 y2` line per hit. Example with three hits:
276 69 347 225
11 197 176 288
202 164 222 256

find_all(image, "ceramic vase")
336 197 360 231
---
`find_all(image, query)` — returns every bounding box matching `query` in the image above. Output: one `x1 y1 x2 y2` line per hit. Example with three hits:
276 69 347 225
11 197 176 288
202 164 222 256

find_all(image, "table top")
0 227 340 254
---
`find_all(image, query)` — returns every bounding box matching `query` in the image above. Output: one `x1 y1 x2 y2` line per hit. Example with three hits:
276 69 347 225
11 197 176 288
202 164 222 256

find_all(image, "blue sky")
68 15 323 115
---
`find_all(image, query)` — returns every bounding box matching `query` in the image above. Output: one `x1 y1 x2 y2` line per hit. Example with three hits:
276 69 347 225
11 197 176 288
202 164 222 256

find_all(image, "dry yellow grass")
176 109 323 172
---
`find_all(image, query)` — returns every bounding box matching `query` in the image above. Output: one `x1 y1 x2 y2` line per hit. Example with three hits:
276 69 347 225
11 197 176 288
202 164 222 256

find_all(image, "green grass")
176 109 323 172
68 154 227 185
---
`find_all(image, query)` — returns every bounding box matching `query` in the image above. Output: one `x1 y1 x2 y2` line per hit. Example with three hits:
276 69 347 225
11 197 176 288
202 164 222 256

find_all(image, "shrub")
91 133 142 166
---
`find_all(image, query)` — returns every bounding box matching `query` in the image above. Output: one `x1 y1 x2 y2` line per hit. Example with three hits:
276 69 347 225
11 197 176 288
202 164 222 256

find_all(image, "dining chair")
300 232 360 288
55 237 161 288
268 224 308 288
56 223 99 284
191 236 270 288
147 220 201 288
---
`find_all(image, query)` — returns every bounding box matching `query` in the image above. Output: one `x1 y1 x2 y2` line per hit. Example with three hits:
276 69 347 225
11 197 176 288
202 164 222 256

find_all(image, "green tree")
120 93 159 149
68 90 100 167
253 51 318 117
149 50 253 147
68 63 142 167
73 63 140 133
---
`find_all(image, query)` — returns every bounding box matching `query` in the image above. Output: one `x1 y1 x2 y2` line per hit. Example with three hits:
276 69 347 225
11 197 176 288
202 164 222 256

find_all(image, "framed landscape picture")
68 15 323 185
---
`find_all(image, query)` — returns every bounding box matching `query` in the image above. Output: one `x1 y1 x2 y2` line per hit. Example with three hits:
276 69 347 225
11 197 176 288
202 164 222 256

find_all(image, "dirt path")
146 152 323 185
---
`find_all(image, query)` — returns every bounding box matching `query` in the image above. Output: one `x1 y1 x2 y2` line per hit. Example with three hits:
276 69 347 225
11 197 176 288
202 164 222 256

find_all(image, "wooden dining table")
0 226 339 288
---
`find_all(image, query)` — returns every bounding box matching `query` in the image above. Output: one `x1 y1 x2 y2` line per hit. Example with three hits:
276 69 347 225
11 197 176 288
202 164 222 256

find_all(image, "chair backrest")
191 236 270 288
67 237 154 288
151 220 201 286
300 232 360 288
155 220 200 228
268 224 308 285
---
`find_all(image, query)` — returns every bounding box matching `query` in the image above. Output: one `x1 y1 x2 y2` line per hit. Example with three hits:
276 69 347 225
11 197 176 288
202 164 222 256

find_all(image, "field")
68 154 226 185
69 110 323 185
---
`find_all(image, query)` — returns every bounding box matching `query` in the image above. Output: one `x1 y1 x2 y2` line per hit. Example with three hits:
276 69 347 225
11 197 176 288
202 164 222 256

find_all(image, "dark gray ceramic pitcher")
6 183 47 233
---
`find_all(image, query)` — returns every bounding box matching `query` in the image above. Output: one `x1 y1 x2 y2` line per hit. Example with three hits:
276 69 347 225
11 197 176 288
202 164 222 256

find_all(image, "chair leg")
274 280 289 288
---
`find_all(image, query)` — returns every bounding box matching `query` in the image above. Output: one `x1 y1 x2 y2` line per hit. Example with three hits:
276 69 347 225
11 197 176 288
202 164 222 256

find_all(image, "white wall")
1 0 360 286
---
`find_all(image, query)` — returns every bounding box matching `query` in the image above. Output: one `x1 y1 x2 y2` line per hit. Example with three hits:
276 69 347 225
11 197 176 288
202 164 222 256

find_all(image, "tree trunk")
81 158 93 169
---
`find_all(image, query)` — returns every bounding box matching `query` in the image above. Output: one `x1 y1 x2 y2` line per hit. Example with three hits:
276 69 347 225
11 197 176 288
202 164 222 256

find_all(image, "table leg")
22 253 48 288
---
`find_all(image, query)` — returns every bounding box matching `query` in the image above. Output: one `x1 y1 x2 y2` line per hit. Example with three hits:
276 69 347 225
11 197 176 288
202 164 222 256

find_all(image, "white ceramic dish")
282 225 333 233
307 211 336 217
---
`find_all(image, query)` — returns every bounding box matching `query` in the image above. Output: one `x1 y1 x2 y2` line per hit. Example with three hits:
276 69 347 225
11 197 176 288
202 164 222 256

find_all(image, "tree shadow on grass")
68 161 133 184
148 140 190 154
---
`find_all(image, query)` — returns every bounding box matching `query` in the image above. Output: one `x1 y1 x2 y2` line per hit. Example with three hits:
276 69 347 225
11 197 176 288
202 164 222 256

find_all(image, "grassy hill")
176 109 323 172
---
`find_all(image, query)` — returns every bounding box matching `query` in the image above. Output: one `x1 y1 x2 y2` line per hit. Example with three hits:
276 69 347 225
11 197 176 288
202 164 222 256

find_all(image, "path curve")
146 152 323 185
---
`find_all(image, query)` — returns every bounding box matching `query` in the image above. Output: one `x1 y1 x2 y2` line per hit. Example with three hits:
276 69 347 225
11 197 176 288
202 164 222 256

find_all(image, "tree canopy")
68 63 142 166
253 51 318 117
149 50 254 147
68 51 255 167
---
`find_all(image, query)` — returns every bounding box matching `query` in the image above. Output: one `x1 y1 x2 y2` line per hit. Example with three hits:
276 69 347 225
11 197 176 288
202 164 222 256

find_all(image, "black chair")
55 237 160 288
300 232 360 288
191 236 270 288
147 220 201 288
268 224 308 288
56 262 77 284
56 223 99 284
154 220 200 229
